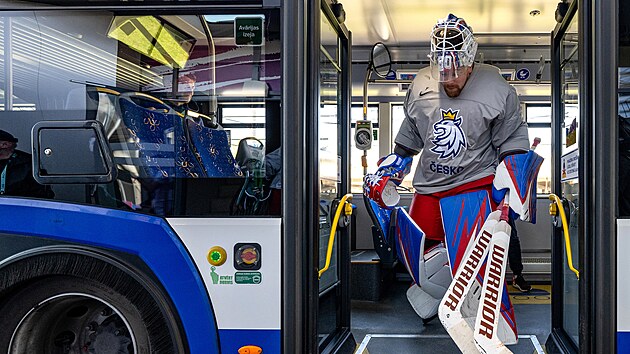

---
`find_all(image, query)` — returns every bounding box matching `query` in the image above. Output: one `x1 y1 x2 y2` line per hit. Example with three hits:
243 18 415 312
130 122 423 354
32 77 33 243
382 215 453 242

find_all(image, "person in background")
509 220 532 292
0 129 53 199
167 72 220 129
171 72 197 114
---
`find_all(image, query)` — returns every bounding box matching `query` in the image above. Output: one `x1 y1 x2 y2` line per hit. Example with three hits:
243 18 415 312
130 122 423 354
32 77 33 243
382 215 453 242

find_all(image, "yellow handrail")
549 194 580 279
318 194 353 279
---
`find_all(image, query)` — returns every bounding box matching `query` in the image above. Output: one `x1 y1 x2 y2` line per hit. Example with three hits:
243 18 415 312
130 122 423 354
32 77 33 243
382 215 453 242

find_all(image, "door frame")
282 0 353 352
548 0 618 352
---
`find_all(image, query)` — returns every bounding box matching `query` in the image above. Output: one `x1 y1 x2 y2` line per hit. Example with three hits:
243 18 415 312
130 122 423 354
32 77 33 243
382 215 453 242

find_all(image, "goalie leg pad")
418 242 451 299
474 218 515 353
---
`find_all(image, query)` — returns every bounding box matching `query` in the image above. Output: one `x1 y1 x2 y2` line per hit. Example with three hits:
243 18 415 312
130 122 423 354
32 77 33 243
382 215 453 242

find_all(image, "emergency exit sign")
235 17 264 46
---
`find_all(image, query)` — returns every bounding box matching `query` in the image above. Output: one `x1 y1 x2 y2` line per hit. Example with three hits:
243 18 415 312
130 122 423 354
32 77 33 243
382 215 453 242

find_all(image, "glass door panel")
317 9 343 349
559 13 580 347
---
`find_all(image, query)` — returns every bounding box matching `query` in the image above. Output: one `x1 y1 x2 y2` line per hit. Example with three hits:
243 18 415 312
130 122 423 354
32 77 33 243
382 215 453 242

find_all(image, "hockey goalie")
362 13 544 354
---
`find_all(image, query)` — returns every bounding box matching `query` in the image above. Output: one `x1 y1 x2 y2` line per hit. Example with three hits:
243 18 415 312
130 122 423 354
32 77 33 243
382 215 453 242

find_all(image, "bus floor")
351 280 550 354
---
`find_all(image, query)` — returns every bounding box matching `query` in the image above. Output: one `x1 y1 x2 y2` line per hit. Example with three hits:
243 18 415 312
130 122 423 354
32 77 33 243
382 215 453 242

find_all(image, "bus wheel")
0 254 184 354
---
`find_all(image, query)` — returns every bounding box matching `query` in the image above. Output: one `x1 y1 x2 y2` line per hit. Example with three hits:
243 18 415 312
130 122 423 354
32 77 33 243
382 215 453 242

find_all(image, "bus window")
0 11 281 217
525 104 552 194
220 106 267 156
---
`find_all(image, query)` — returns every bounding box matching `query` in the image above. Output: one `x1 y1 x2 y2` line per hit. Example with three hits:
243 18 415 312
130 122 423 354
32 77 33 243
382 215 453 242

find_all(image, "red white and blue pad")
440 190 493 271
394 207 425 285
439 191 518 351
492 150 544 223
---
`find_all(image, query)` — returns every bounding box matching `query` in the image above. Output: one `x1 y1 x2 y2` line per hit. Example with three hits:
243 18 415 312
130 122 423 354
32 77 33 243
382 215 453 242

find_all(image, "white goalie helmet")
428 14 478 82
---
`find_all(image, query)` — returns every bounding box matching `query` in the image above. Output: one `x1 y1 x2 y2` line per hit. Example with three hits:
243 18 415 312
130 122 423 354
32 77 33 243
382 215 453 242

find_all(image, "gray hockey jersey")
395 63 529 194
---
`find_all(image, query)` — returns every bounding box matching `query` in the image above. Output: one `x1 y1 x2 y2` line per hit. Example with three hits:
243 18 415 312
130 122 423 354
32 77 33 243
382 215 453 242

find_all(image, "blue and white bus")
0 1 354 353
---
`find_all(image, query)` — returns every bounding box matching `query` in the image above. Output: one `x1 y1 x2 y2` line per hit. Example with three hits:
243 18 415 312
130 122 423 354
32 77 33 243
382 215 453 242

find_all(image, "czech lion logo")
430 108 467 159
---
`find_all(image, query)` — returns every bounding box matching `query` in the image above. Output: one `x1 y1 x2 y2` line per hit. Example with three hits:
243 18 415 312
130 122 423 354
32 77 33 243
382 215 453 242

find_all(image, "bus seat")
186 118 242 177
117 93 203 178
363 195 397 267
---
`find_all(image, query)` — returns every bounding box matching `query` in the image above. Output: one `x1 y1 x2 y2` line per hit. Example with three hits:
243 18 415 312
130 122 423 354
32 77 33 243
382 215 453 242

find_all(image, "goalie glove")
376 153 413 185
363 153 413 208
364 173 400 208
492 150 544 223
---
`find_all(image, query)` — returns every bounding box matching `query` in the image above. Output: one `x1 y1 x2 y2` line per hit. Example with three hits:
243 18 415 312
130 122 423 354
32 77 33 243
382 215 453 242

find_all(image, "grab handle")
318 194 353 279
549 194 579 279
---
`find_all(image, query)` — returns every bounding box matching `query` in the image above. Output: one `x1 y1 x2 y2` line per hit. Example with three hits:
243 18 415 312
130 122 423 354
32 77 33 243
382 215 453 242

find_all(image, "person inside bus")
0 129 53 199
366 14 533 292
169 72 197 114
165 72 219 129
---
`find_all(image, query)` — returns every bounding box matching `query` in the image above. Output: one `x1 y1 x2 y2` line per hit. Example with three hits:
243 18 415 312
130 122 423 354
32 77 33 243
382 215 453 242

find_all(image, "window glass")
528 127 552 194
526 104 552 123
221 106 266 155
619 80 630 216
525 104 552 194
350 106 379 192
0 10 281 217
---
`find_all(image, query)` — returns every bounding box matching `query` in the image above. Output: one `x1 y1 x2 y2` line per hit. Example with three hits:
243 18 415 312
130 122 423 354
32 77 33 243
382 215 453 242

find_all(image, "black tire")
0 253 186 354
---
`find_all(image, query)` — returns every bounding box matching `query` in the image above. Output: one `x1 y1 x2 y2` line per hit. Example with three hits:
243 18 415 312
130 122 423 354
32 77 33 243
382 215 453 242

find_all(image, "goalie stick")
439 209 501 353
473 193 513 354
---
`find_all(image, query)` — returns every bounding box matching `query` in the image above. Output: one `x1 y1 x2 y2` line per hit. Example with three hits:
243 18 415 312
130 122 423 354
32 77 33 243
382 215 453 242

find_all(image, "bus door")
549 0 619 352
549 4 580 351
314 2 354 353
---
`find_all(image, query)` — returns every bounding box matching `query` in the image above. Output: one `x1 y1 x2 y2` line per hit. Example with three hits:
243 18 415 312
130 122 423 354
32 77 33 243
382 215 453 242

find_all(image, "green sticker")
235 17 264 46
210 266 233 284
235 271 262 284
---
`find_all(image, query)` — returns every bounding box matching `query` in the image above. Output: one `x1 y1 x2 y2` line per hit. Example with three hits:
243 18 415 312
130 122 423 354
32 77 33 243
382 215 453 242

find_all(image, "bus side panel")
168 218 282 354
0 198 219 354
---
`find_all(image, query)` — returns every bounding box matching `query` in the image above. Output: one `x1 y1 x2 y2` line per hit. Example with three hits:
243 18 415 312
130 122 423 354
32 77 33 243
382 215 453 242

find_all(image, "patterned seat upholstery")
118 93 207 178
186 118 242 177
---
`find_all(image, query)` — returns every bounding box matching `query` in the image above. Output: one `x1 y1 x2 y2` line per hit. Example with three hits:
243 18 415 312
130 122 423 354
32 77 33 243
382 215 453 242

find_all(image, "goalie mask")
429 14 477 82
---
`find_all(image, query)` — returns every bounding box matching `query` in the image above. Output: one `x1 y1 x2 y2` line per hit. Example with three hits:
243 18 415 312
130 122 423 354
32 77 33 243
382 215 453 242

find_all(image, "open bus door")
547 0 618 352
284 1 355 353
313 1 354 353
